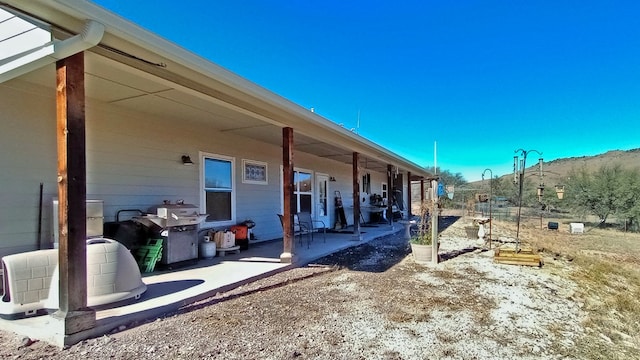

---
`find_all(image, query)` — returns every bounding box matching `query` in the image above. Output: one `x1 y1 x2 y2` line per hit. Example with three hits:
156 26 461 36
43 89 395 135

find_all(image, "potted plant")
465 223 480 239
410 202 438 263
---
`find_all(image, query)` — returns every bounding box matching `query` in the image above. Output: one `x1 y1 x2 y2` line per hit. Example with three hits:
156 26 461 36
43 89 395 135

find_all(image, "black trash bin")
103 209 149 250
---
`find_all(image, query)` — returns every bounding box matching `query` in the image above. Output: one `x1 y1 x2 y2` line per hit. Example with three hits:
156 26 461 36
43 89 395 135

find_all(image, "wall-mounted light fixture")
329 176 336 182
181 155 194 165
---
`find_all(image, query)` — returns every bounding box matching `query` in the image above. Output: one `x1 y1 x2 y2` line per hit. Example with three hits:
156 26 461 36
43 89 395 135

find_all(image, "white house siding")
287 151 353 227
288 152 401 227
1 75 394 257
82 95 286 246
231 139 284 242
0 79 57 258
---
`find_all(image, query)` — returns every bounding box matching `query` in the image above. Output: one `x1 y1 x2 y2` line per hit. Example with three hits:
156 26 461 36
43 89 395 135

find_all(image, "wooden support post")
431 178 439 264
386 164 393 227
407 171 412 218
280 127 294 263
352 152 361 240
419 179 425 225
53 52 95 335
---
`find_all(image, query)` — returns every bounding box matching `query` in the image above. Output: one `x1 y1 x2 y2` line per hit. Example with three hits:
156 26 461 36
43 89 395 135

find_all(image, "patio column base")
279 252 294 263
48 309 96 347
351 233 362 241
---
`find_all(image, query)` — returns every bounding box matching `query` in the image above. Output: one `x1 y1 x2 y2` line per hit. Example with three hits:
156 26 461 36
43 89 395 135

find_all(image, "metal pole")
482 169 493 249
516 170 524 251
489 180 492 248
432 142 438 264
431 178 438 264
514 149 542 252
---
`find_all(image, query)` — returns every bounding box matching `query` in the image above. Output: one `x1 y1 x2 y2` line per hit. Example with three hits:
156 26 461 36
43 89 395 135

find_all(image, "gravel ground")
0 216 587 359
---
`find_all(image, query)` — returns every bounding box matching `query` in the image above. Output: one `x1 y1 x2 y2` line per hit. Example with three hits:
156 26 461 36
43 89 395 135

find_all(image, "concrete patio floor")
1 222 402 347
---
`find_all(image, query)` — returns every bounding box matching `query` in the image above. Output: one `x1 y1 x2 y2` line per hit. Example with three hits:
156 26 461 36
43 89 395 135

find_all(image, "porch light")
181 155 194 165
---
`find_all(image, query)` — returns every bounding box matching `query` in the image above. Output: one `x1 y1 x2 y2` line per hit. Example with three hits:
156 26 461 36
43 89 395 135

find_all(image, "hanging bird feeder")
537 185 544 202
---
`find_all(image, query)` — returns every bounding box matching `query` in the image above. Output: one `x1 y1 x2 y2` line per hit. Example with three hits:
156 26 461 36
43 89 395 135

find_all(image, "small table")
217 245 240 257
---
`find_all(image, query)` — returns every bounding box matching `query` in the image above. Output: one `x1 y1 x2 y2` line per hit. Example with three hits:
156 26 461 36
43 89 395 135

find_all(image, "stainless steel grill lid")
134 203 207 228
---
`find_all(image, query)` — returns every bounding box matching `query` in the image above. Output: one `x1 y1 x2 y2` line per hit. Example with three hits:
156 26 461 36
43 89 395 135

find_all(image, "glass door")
316 173 330 227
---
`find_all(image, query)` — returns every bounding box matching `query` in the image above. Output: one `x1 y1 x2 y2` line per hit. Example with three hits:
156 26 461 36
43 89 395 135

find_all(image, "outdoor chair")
277 214 312 248
296 211 326 245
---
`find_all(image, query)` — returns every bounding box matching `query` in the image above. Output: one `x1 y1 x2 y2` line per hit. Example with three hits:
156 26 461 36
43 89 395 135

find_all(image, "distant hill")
537 148 640 186
471 148 640 187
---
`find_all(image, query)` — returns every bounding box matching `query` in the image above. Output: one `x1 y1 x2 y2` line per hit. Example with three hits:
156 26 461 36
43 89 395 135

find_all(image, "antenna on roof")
356 109 360 134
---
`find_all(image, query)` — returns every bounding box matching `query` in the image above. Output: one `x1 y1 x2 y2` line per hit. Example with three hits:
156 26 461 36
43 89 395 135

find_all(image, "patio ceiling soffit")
3 0 432 179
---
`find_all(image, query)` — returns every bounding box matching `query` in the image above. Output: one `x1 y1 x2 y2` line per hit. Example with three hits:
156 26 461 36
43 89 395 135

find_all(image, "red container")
230 225 248 240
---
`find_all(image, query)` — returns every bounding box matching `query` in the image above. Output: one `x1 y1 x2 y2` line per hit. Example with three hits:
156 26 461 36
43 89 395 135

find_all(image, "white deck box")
570 223 584 234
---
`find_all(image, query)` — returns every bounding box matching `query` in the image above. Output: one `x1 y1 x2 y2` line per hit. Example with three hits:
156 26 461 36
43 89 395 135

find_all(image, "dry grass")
492 216 640 359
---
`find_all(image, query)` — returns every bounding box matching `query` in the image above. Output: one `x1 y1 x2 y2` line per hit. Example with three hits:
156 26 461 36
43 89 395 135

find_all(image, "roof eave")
3 0 433 178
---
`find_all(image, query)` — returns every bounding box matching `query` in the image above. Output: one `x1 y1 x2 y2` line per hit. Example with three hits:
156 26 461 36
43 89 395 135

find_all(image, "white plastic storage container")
52 199 104 248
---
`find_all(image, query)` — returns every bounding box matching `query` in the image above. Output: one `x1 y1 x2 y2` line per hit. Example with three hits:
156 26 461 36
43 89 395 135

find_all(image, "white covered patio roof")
2 0 432 178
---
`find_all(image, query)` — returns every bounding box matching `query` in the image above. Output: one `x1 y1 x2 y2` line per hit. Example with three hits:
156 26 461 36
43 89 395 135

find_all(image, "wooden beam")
352 152 361 240
280 127 294 263
387 164 393 226
53 52 95 334
407 171 412 217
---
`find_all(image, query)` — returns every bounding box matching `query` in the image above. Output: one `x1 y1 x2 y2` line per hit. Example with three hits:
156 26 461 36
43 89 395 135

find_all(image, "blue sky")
93 0 639 181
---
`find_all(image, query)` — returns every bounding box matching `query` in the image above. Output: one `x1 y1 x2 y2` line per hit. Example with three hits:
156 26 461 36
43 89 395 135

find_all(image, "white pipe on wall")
0 18 104 83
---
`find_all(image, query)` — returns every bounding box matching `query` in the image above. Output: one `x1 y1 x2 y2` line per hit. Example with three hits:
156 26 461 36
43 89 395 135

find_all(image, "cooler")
231 225 249 250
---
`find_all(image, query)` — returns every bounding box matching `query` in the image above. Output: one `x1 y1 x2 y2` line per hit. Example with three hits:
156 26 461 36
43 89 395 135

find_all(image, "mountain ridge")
470 148 640 187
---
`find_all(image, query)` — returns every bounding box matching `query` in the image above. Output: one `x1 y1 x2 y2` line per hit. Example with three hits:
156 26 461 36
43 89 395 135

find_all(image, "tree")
614 167 640 230
424 167 467 188
426 167 467 207
567 164 640 228
490 175 541 207
490 176 517 204
410 167 467 209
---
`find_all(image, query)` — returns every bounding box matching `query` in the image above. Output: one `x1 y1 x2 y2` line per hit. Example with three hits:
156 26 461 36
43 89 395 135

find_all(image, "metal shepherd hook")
481 169 493 249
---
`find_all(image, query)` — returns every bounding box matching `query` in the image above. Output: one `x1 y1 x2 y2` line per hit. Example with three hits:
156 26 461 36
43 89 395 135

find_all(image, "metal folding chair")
277 214 312 248
296 211 326 245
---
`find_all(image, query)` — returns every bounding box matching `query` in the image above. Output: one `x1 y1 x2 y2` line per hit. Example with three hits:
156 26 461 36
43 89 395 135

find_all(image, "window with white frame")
202 154 235 223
